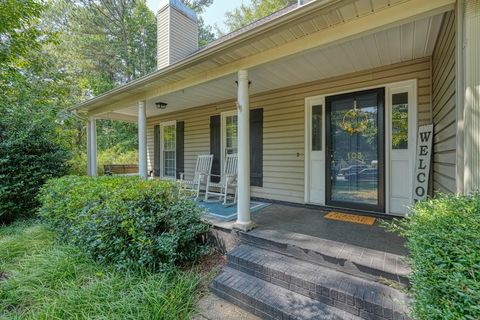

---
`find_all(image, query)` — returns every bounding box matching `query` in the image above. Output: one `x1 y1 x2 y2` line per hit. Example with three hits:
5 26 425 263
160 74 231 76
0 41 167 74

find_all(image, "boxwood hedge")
37 176 210 271
393 193 480 320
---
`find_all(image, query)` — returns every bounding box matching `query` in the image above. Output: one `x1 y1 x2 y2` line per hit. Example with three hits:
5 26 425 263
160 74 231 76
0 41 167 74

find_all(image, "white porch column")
87 117 97 177
138 100 148 179
234 70 255 231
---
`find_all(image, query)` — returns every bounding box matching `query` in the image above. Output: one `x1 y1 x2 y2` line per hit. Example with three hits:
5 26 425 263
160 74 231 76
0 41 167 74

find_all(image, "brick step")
237 228 410 286
228 244 411 320
211 267 363 320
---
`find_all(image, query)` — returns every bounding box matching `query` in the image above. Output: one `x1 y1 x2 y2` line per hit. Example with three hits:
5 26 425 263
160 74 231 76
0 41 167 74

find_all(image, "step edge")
238 232 410 284
229 244 409 297
211 267 364 320
226 254 411 318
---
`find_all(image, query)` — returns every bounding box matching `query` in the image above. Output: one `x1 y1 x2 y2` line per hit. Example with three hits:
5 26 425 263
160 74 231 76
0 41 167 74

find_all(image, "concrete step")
227 244 411 320
210 267 363 320
237 228 410 286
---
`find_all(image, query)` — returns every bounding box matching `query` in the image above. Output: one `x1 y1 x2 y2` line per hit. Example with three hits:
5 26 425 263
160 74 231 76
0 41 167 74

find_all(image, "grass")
0 220 208 319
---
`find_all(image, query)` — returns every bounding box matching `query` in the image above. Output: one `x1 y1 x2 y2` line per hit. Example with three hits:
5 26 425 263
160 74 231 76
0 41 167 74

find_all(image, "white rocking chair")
205 154 238 205
179 154 213 200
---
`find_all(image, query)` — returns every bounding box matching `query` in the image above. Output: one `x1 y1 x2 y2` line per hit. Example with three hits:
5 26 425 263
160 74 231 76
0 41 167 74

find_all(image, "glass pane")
225 115 238 155
329 91 380 206
162 124 176 177
312 105 322 151
163 124 176 151
392 92 408 149
163 150 176 177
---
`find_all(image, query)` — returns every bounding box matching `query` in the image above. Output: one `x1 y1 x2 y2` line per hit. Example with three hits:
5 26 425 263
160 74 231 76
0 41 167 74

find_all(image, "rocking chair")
179 154 213 200
205 154 238 205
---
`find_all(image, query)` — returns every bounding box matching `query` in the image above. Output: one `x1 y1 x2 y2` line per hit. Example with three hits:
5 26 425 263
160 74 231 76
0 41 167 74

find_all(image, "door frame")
304 80 418 215
325 87 386 213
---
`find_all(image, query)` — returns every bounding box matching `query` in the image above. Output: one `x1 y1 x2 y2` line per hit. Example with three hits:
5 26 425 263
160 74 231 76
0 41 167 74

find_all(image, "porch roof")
72 0 454 122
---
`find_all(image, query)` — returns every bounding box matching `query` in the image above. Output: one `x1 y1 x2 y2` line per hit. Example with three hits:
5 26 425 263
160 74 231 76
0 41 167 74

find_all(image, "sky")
146 0 250 31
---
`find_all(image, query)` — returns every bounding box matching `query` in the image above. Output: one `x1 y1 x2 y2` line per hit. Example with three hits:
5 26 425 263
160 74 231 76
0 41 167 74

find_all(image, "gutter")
70 0 338 112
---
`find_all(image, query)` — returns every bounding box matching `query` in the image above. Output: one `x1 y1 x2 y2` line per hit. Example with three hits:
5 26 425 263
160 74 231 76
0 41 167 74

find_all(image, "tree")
224 0 296 32
68 0 157 87
40 0 158 156
0 0 71 223
183 0 215 47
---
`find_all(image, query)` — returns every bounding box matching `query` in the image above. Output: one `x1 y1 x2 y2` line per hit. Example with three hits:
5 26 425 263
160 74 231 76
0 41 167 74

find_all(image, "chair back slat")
193 154 213 182
222 154 238 184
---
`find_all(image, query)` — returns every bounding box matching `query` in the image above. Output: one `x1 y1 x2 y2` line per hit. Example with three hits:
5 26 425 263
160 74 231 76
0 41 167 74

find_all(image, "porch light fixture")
155 102 168 110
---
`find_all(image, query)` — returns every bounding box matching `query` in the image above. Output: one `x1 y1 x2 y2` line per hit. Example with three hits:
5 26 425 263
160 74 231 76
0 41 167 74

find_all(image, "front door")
325 88 385 212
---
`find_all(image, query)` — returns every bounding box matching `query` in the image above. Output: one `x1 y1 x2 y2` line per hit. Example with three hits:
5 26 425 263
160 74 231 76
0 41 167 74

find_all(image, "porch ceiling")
102 12 443 121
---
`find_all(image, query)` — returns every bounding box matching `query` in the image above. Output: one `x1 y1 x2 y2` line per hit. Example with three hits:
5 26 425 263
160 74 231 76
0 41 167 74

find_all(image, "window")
312 105 323 151
222 111 238 160
161 122 176 178
391 92 409 149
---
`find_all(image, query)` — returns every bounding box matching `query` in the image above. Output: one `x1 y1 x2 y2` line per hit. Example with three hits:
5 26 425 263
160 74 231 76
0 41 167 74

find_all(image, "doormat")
324 211 376 225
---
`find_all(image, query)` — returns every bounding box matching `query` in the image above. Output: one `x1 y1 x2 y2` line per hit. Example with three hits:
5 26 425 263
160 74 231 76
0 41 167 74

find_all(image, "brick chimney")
157 0 198 70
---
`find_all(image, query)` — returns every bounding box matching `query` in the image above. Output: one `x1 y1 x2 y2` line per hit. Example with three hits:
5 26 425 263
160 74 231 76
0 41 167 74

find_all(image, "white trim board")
159 120 177 179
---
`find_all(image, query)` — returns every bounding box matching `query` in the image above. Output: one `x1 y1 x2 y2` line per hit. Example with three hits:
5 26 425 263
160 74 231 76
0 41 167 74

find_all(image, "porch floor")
206 203 407 256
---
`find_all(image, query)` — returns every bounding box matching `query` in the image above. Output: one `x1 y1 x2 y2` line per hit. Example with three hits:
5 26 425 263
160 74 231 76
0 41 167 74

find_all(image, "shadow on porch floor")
206 203 407 256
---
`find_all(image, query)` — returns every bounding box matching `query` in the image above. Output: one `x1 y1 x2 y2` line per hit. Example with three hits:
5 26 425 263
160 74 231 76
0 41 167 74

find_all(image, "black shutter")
210 115 221 183
153 124 161 177
176 121 184 179
250 108 263 187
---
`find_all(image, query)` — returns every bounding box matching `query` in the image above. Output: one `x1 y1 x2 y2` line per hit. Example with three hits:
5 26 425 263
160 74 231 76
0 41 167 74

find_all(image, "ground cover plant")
0 220 206 319
38 176 210 271
391 193 480 320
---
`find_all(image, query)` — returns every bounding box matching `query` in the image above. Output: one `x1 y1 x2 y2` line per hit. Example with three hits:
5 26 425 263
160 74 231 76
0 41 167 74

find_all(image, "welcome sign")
413 124 434 201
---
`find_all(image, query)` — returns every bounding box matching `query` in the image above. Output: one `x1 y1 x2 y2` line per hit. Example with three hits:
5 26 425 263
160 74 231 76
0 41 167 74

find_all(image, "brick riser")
211 267 363 320
226 245 411 320
236 230 410 287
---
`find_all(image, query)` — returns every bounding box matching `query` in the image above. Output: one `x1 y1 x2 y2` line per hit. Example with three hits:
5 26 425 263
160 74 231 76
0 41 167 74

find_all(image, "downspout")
456 0 465 194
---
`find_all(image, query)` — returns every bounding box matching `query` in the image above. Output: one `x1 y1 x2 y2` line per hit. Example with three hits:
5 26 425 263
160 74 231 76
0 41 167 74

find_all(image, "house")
72 0 479 318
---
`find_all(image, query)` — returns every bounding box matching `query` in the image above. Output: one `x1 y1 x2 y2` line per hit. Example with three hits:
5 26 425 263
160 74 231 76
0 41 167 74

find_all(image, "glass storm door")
325 88 385 212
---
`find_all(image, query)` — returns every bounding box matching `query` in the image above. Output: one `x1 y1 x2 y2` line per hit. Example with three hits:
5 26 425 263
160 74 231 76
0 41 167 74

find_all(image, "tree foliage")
182 0 215 47
0 0 73 223
224 0 296 33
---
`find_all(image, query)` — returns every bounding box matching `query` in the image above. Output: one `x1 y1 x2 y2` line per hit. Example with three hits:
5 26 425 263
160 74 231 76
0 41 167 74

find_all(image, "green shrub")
391 193 480 320
38 176 210 271
0 116 70 224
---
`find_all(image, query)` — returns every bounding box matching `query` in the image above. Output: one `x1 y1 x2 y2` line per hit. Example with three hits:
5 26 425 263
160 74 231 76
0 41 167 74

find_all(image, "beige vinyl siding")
169 8 198 65
147 58 432 204
156 6 198 70
156 7 170 70
431 11 457 193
